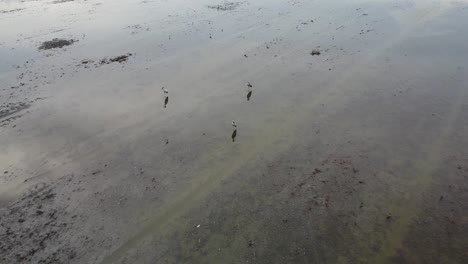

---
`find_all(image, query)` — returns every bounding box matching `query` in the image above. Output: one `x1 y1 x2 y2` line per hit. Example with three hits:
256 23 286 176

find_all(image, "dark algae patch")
38 38 76 50
109 54 132 63
52 0 75 4
0 102 30 120
100 53 133 64
0 8 25 14
310 49 321 56
78 54 133 68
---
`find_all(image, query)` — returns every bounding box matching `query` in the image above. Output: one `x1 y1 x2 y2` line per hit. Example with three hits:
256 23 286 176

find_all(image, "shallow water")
1 0 467 263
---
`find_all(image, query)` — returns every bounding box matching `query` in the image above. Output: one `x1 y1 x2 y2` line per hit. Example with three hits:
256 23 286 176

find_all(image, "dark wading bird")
246 82 253 101
231 120 237 142
162 87 169 108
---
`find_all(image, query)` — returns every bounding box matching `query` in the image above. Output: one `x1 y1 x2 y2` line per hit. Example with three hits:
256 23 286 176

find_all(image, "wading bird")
162 87 169 108
231 120 237 142
246 82 253 101
164 96 169 108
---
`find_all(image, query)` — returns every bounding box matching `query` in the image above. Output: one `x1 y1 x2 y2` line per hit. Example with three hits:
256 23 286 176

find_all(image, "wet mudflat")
1 0 467 263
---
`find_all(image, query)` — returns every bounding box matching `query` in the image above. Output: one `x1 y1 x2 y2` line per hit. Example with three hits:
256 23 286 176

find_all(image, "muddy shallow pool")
1 0 467 263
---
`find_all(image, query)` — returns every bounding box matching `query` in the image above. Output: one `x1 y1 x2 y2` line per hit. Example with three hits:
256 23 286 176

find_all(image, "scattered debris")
125 24 150 34
207 2 242 11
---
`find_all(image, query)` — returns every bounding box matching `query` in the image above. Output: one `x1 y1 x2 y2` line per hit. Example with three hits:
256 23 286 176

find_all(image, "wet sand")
1 0 467 263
